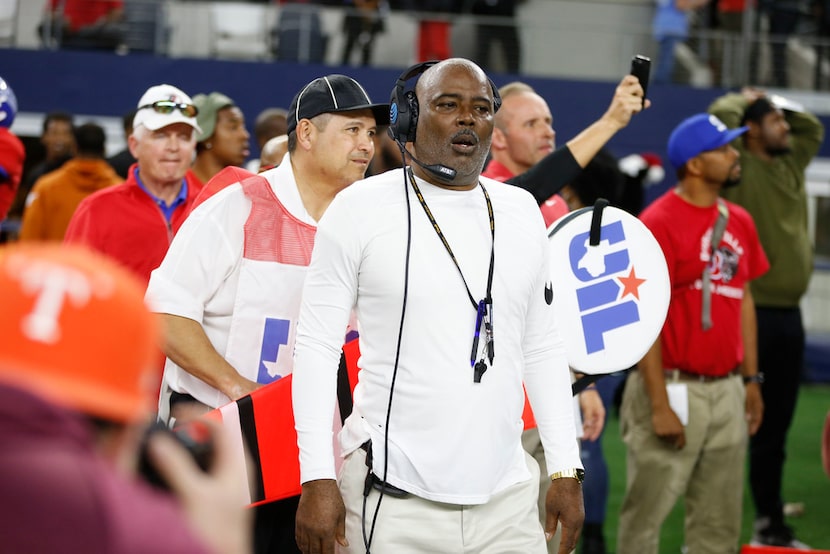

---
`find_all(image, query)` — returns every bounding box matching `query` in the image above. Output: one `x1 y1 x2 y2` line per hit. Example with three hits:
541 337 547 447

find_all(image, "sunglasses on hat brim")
138 100 199 118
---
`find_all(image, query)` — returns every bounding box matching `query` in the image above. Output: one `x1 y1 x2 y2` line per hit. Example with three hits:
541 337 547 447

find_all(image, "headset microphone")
409 154 457 182
394 138 458 182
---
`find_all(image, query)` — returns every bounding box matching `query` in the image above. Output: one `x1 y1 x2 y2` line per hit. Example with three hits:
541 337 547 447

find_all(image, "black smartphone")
630 55 651 108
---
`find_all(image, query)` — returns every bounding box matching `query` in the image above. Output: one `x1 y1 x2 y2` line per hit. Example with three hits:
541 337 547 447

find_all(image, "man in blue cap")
617 113 768 554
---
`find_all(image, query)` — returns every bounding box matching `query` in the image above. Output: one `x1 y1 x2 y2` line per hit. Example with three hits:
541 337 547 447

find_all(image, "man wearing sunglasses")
145 74 389 554
65 84 203 286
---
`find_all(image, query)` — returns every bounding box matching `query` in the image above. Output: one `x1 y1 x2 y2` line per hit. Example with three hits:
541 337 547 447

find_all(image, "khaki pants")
617 371 747 554
338 447 547 553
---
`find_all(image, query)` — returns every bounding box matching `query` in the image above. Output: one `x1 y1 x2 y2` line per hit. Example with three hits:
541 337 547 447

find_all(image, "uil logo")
569 220 647 354
547 207 670 375
258 317 290 385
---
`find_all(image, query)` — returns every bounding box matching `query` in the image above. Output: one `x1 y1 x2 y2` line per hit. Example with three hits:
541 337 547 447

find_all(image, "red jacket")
64 164 202 285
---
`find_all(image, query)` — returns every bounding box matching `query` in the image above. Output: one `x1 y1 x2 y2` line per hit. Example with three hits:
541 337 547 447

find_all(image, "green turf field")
589 383 830 553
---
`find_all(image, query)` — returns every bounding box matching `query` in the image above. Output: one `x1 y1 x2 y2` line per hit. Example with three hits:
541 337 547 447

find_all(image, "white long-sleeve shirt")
292 168 581 505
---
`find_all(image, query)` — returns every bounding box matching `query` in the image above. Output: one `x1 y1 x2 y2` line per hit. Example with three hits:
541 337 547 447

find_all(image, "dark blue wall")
4 47 828 196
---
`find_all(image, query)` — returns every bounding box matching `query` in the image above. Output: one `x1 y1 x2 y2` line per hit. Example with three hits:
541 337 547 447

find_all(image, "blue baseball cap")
667 113 748 169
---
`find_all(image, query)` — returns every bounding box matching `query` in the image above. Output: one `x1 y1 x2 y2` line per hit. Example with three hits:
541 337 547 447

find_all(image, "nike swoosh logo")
544 282 553 305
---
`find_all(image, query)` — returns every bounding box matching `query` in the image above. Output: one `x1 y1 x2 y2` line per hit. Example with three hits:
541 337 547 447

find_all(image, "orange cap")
0 243 160 423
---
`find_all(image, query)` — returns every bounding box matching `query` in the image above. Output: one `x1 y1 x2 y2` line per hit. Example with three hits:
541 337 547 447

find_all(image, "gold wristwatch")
550 468 585 484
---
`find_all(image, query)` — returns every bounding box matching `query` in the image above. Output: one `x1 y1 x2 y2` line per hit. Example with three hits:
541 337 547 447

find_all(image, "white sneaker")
751 517 811 550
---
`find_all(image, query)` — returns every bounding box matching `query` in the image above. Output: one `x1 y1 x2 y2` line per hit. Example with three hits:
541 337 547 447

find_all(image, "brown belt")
664 369 740 383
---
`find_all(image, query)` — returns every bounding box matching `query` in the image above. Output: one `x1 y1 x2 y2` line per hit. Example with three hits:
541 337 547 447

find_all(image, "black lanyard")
407 168 495 382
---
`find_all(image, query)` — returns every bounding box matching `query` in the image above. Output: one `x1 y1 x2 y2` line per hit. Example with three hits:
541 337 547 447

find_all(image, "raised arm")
566 74 648 168
506 75 648 205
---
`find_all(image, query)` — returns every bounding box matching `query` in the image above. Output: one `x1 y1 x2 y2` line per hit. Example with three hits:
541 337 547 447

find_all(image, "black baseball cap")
287 74 389 135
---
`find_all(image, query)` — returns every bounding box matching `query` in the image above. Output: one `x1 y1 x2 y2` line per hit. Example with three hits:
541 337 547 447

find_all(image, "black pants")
814 22 830 89
768 9 800 88
340 14 381 66
254 495 302 554
749 306 804 523
475 23 521 74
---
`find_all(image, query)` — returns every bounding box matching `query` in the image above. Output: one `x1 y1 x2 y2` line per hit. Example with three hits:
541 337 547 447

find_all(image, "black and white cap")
287 74 390 135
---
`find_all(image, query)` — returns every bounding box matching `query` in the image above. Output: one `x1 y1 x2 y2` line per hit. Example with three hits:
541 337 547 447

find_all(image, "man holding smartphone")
483 74 648 225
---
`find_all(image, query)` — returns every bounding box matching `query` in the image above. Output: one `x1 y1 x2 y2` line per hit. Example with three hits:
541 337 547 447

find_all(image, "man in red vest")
146 74 389 554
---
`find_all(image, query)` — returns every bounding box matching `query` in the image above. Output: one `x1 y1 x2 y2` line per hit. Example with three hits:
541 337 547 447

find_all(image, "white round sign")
547 206 670 375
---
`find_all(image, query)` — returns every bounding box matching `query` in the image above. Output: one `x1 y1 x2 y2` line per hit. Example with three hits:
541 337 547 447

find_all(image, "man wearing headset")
485 76 647 226
293 58 584 554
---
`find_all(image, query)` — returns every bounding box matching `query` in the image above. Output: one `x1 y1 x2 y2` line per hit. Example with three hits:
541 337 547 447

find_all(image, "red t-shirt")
640 190 769 376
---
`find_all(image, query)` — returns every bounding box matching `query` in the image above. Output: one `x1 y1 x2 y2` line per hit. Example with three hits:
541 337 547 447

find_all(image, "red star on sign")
617 267 646 300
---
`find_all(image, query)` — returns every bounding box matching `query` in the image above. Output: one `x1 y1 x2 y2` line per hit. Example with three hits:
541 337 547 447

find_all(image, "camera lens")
138 420 214 490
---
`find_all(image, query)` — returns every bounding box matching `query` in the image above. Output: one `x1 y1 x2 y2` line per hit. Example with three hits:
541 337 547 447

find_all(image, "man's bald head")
410 58 497 188
258 134 288 171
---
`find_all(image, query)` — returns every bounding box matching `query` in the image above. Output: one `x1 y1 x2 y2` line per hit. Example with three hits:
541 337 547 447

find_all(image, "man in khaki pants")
617 113 767 553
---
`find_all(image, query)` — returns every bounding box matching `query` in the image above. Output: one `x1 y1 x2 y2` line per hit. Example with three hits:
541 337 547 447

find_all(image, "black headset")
388 60 502 145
